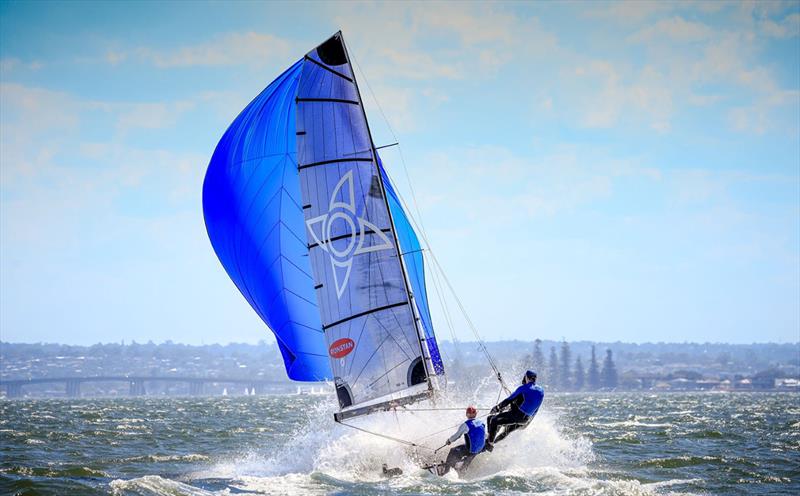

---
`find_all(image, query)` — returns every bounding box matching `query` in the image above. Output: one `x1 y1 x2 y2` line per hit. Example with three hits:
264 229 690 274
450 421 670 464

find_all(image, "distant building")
775 378 800 391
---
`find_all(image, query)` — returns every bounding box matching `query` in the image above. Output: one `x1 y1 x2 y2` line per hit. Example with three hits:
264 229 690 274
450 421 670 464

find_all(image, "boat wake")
108 390 706 495
108 395 606 495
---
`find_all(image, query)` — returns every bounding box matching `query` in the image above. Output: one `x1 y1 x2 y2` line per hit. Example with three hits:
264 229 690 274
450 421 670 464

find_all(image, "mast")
337 32 436 388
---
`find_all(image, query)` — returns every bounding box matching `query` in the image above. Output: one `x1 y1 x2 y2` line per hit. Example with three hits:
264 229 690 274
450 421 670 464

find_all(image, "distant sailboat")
203 31 444 422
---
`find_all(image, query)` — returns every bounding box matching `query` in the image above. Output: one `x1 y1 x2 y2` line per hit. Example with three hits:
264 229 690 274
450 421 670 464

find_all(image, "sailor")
486 369 544 448
437 405 486 475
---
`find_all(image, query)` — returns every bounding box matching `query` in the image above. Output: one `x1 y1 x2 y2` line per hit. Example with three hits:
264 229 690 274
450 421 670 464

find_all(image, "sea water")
1 392 797 495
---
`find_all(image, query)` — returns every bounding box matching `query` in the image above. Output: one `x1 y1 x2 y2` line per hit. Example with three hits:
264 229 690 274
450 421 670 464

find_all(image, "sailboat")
203 32 446 426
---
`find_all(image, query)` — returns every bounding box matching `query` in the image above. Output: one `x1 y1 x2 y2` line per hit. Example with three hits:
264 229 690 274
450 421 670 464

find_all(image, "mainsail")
203 32 444 421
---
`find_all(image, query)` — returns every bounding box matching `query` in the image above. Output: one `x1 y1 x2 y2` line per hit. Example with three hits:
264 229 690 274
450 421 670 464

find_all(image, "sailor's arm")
447 423 468 444
495 385 523 411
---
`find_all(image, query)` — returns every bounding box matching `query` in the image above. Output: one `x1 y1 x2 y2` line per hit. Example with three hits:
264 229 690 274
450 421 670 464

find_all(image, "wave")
109 475 215 496
118 454 210 463
1 465 110 478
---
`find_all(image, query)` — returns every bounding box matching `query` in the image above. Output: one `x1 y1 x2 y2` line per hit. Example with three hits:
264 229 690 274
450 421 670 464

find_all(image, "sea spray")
203 383 594 488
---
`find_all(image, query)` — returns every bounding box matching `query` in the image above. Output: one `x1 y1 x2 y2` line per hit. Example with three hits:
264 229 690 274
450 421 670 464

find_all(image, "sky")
0 0 798 346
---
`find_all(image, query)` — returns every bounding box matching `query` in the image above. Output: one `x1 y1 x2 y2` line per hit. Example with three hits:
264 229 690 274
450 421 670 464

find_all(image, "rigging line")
376 166 475 358
378 170 508 392
337 420 435 451
351 50 507 392
431 260 456 334
411 412 492 443
495 382 504 408
430 266 458 348
350 52 455 344
393 407 493 412
428 255 458 344
351 53 429 237
428 252 511 394
381 171 507 392
366 143 501 385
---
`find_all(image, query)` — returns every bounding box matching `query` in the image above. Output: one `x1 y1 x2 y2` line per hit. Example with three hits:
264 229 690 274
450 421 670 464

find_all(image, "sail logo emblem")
329 338 355 358
306 170 393 299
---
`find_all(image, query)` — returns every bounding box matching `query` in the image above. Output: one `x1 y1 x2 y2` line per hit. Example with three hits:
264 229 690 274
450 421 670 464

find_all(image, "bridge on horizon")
0 376 324 398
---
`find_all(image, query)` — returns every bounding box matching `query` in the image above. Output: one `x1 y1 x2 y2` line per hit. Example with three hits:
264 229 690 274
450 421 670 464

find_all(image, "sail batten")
298 157 373 171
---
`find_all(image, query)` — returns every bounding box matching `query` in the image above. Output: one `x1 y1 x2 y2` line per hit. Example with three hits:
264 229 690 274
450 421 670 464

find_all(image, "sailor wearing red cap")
436 405 486 475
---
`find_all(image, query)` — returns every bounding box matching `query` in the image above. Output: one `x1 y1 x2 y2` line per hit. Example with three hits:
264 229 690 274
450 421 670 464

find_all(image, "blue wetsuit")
488 383 544 443
501 383 544 416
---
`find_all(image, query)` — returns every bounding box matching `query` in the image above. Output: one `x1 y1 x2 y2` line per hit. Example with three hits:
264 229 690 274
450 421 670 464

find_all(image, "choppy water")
1 392 798 495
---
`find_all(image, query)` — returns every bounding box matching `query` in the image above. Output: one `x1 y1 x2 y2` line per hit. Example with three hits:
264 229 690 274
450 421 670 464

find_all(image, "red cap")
466 406 478 417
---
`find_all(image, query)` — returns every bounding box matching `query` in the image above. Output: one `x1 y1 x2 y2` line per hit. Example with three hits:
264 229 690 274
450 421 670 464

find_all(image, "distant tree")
547 346 560 389
574 355 585 390
588 345 601 390
751 368 781 389
670 369 702 380
560 340 572 391
601 349 618 389
532 339 544 372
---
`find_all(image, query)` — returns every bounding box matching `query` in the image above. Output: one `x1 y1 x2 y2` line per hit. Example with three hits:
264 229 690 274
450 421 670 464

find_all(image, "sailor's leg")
442 445 468 475
494 412 529 444
487 410 515 443
494 423 518 443
455 453 477 474
487 414 498 442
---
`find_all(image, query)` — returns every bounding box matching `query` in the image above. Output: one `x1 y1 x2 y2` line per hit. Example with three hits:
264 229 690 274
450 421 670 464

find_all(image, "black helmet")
525 370 537 382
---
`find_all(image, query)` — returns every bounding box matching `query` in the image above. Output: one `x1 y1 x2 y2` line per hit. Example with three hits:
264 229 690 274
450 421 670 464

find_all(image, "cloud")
585 1 679 23
669 169 729 204
0 83 208 279
571 61 674 132
0 77 280 345
341 2 557 79
358 83 416 135
115 101 196 134
628 16 714 43
0 84 82 185
326 2 559 135
0 83 204 191
418 6 515 46
133 32 293 68
567 2 800 135
104 50 127 65
0 58 43 73
405 145 659 226
759 12 800 38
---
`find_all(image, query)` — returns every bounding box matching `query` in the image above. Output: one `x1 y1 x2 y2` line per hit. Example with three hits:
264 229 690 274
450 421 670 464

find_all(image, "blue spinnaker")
203 32 444 413
203 61 330 381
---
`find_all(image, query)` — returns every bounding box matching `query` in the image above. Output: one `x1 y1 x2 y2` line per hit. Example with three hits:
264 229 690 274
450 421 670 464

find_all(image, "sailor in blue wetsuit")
486 370 544 447
438 406 486 475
